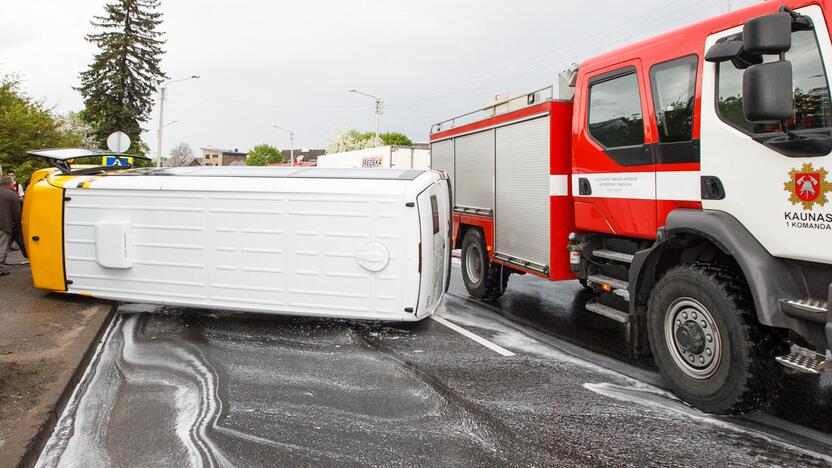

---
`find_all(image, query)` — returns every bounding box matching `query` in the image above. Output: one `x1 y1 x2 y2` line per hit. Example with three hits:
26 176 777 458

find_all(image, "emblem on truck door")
784 163 830 210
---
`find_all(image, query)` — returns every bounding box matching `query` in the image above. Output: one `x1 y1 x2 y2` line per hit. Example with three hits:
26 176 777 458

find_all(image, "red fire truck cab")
431 1 832 413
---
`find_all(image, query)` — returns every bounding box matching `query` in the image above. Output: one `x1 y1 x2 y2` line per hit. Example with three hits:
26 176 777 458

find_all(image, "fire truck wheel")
461 229 508 300
647 263 785 414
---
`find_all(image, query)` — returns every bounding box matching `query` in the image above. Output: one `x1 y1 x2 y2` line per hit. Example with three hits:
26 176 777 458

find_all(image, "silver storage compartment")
430 139 454 197
495 116 550 271
454 130 495 213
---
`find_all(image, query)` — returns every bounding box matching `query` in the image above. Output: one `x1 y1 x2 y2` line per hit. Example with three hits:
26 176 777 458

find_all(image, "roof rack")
430 85 554 134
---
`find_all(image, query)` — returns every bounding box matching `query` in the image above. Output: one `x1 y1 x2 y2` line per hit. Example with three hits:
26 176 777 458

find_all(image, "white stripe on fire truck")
549 175 569 196
571 172 701 202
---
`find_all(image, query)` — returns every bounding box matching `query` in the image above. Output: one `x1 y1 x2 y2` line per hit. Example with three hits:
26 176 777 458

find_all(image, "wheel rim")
664 297 722 379
465 242 483 284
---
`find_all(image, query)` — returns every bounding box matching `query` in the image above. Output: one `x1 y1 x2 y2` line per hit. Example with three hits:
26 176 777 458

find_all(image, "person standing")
0 176 22 276
5 170 28 260
6 170 22 196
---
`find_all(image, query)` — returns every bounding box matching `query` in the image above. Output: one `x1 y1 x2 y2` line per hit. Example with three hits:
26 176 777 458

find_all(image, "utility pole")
273 125 295 166
156 75 200 167
349 89 383 138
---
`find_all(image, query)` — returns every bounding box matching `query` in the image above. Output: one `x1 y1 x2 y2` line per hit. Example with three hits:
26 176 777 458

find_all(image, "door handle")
578 178 592 196
700 176 725 200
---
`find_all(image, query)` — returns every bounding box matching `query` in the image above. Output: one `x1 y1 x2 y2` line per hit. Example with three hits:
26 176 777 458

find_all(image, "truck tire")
647 263 785 414
461 229 508 300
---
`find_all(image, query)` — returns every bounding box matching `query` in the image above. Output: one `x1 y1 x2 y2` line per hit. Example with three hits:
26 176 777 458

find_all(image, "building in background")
201 147 247 166
163 157 203 167
280 148 326 165
316 145 430 169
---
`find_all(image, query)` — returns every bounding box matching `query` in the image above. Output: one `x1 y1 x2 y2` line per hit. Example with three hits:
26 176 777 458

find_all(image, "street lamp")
156 75 200 167
348 89 383 138
272 124 295 166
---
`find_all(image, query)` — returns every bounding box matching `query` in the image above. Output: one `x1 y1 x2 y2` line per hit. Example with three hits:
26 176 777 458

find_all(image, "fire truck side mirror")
704 40 743 63
743 12 792 55
742 60 793 123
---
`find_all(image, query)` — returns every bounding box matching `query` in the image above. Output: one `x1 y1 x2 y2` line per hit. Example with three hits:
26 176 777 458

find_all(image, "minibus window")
430 195 440 235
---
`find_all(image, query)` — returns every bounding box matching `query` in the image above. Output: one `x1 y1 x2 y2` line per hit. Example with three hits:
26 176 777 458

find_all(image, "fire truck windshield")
717 29 832 135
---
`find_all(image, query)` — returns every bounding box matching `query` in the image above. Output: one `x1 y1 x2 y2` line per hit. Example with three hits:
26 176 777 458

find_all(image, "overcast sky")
1 0 756 156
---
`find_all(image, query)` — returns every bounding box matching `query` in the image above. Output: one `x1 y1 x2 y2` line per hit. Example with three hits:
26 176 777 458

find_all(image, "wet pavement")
36 264 832 467
447 265 832 435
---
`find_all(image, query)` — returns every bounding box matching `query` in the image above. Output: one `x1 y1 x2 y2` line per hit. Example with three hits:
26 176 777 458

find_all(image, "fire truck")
431 1 832 413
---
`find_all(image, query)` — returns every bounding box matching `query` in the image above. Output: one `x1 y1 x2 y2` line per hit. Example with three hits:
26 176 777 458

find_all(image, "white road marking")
431 315 515 357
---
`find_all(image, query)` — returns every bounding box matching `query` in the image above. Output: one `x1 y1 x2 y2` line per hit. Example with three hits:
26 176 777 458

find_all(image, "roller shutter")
454 130 495 212
495 117 550 270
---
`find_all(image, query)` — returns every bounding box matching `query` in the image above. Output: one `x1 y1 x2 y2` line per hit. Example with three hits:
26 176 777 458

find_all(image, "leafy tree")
326 128 382 153
167 141 194 167
370 132 413 146
326 129 413 153
0 76 90 183
245 144 284 166
77 0 167 155
56 111 97 149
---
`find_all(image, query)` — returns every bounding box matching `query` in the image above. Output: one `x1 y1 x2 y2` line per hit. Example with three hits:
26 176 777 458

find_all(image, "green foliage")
0 76 91 180
366 132 412 146
326 129 377 153
325 129 412 153
13 161 39 186
245 144 283 166
77 0 167 151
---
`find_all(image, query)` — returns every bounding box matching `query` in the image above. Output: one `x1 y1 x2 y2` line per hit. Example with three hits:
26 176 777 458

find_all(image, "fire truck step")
775 347 831 374
585 300 630 323
586 274 630 301
592 249 634 264
780 298 829 324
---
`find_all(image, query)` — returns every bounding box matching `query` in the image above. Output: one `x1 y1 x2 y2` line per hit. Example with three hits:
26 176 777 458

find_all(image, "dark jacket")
0 187 21 234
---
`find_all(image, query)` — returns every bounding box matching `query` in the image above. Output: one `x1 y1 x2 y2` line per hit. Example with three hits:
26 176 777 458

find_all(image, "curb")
17 302 117 468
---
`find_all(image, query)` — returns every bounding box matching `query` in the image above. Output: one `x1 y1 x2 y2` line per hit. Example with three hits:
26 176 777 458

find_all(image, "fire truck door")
573 59 658 238
701 5 832 264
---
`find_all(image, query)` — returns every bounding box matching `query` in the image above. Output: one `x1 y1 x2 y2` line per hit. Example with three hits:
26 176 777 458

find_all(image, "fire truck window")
650 55 697 142
588 73 644 148
717 30 832 134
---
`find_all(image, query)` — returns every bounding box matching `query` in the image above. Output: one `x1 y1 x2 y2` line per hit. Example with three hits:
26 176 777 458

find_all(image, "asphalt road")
445 264 832 435
36 264 832 467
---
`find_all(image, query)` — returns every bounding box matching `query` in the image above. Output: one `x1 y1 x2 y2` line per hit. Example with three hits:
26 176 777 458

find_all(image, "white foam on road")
442 297 832 463
584 382 832 464
430 315 515 357
35 314 121 468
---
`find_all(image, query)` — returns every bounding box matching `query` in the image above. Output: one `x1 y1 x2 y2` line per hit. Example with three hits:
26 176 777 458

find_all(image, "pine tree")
78 0 166 153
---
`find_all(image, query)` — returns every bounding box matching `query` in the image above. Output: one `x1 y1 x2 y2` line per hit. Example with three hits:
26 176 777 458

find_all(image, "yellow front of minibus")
22 169 70 291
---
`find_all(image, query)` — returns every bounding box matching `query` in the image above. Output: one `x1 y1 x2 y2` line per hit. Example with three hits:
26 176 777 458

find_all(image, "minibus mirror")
743 12 792 55
743 60 793 123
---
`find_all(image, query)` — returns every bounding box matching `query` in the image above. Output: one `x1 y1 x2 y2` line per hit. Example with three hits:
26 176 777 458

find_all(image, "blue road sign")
102 156 133 166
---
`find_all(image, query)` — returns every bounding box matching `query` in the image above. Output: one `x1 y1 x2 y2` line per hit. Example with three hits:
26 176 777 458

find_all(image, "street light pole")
156 87 166 167
272 125 295 166
156 75 200 167
348 89 383 138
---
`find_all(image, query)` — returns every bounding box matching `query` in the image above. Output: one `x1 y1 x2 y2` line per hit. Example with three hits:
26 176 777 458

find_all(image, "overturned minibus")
23 149 451 321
